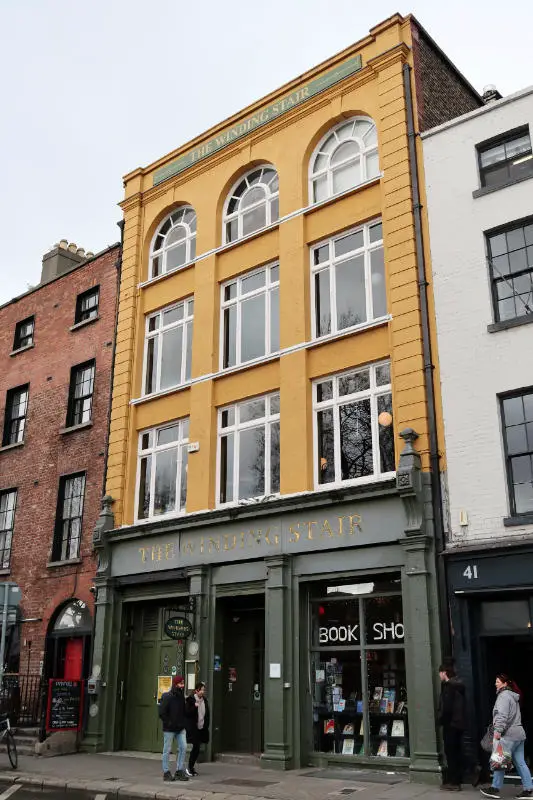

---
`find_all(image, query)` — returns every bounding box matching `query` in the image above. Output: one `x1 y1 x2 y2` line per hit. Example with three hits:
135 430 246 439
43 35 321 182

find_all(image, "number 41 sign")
463 565 479 580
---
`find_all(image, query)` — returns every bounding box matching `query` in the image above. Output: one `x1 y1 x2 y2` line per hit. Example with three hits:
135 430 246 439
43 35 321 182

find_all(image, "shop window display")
310 576 409 759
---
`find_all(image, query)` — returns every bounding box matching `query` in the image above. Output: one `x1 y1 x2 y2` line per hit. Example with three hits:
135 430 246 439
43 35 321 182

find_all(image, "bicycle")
0 714 17 769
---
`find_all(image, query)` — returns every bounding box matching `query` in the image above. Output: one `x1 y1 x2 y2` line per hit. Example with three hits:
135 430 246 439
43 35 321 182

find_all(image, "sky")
1 0 532 304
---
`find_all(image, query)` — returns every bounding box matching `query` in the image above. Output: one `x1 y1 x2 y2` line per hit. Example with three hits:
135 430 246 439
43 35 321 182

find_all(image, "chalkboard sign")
46 679 84 732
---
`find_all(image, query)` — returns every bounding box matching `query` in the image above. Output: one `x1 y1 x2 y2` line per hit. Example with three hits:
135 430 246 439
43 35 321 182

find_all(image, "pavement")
0 752 512 800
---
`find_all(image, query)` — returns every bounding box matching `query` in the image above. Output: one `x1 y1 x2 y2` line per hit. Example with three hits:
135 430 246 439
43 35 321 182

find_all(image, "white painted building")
422 87 533 741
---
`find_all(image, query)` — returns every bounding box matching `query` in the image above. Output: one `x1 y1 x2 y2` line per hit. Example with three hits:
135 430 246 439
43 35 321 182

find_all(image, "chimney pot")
76 247 85 257
86 251 94 258
59 239 68 249
68 242 77 253
482 84 502 104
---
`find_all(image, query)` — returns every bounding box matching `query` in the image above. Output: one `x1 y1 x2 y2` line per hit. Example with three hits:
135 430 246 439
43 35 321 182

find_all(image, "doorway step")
0 726 40 756
214 752 261 765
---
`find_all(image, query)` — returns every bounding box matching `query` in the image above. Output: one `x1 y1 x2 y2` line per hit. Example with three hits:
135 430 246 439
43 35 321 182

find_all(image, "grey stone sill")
504 514 533 528
70 315 99 332
473 172 533 198
9 343 34 357
60 421 93 435
0 569 11 577
0 441 24 453
488 315 533 333
47 558 82 568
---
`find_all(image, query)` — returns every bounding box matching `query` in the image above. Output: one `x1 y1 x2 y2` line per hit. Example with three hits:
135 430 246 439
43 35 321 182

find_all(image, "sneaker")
163 771 174 782
480 789 500 799
185 768 193 777
190 768 199 777
516 791 533 800
175 770 189 782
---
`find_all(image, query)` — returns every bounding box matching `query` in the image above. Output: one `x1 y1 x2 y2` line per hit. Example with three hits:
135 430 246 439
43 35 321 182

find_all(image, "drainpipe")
402 63 450 655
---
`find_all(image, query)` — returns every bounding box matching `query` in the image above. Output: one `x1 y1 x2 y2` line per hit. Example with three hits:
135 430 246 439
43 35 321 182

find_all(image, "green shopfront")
85 432 442 782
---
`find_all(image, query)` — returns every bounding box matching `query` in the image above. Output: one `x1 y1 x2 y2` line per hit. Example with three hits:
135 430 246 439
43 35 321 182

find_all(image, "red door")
64 638 83 680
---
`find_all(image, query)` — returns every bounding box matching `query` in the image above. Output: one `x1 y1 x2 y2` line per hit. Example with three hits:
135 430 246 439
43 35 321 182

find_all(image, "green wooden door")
123 603 188 753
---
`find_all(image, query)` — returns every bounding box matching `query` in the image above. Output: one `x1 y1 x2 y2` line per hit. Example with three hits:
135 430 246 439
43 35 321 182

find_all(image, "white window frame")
310 219 386 340
217 392 280 507
220 263 279 370
149 206 197 279
142 298 194 396
0 488 17 570
135 419 189 522
222 165 279 244
312 361 395 490
309 116 379 204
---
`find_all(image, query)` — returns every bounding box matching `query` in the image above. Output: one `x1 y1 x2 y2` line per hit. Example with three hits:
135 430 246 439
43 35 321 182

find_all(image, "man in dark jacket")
438 664 467 791
185 682 210 777
158 676 189 782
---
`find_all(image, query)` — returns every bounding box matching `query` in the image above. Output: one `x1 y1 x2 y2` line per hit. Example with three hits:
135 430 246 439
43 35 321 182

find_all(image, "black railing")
0 673 45 728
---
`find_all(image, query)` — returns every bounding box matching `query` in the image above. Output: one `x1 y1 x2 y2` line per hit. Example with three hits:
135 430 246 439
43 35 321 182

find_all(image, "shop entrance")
215 595 264 755
121 600 192 753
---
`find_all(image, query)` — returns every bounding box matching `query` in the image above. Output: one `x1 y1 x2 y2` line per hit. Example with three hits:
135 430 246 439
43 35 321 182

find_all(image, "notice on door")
157 675 172 703
46 679 84 732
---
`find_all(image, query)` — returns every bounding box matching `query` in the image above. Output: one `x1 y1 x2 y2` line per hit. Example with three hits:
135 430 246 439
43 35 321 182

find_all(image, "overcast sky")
1 0 531 304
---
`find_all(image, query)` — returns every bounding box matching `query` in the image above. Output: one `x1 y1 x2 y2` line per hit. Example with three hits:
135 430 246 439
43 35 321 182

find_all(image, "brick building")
0 240 119 695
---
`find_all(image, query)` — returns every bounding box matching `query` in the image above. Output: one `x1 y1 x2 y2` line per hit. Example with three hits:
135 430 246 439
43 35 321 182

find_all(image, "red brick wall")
0 246 119 675
411 22 482 133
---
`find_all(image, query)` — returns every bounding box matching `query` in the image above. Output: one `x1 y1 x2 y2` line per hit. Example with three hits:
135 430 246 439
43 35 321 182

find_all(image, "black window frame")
13 316 35 351
52 473 86 562
500 387 533 518
74 286 100 325
66 360 95 428
486 216 533 324
477 125 533 189
0 487 17 569
2 384 29 447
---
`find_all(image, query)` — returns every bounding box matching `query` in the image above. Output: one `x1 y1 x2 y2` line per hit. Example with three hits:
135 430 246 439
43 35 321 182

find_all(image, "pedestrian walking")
438 663 467 791
185 681 210 777
158 675 189 782
481 674 533 800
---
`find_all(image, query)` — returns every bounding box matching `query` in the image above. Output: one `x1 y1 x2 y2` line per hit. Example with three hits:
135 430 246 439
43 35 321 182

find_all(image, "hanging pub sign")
164 616 193 640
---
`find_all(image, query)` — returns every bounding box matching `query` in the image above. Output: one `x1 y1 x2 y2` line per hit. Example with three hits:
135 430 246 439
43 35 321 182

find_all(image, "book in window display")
342 723 354 735
379 722 388 737
391 720 405 738
342 739 355 755
377 739 388 757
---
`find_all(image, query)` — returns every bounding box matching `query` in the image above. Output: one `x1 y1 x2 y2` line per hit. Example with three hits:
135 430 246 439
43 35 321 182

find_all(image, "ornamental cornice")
367 42 411 74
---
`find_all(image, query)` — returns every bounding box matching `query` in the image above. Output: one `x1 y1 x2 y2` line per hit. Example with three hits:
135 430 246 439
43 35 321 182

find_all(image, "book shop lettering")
319 621 404 644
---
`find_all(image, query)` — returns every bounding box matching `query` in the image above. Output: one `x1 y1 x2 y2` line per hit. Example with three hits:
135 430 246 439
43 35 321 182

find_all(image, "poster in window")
342 738 354 754
392 720 405 737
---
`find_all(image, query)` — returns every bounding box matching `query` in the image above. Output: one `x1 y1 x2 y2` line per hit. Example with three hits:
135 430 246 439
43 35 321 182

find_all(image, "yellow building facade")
88 13 481 779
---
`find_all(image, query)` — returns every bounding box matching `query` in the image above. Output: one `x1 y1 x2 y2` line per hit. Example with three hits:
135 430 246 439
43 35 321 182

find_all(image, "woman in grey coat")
481 674 533 800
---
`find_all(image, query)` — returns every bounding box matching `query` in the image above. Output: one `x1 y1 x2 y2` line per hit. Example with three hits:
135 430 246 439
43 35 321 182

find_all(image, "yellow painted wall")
107 13 443 526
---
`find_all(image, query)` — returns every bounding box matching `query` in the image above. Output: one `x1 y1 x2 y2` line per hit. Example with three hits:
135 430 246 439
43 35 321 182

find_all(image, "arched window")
223 166 279 243
150 206 196 279
53 600 92 633
309 117 379 204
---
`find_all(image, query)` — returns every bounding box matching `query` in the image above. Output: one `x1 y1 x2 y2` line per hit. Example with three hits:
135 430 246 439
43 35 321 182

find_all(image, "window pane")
223 306 237 368
313 175 328 203
506 425 527 455
483 163 509 187
524 393 533 422
492 253 510 276
317 408 335 484
224 282 237 301
505 134 531 159
336 256 366 329
242 186 266 208
270 286 279 352
145 337 158 394
366 150 380 179
270 422 280 494
315 271 331 337
509 248 527 274
504 396 525 426
270 196 279 224
154 449 177 515
160 326 183 389
339 370 370 396
335 231 364 258
371 248 387 318
340 399 373 479
164 305 183 325
311 651 363 755
270 264 279 283
242 205 267 236
148 316 158 332
332 160 361 194
378 394 395 472
369 222 383 243
367 651 408 757
240 398 266 423
185 321 193 381
511 455 532 484
157 425 180 445
221 408 235 428
241 294 266 362
270 394 280 414
226 219 238 242
331 141 359 166
507 227 526 251
514 480 533 514
242 270 266 294
489 233 507 257
239 427 265 499
220 434 234 503
180 448 188 509
141 432 151 450
151 255 161 277
317 380 333 402
138 455 151 519
480 143 506 168
376 363 391 386
498 296 517 321
166 242 187 270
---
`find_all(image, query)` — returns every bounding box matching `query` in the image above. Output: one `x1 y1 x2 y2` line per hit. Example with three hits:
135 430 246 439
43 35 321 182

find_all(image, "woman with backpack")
481 674 533 800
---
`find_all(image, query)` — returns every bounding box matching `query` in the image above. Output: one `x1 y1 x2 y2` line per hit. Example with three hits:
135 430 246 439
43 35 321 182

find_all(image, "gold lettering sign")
153 55 362 186
137 513 362 565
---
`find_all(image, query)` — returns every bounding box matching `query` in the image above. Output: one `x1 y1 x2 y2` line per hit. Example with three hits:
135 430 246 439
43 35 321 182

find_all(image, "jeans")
443 727 464 786
492 740 533 790
162 729 187 774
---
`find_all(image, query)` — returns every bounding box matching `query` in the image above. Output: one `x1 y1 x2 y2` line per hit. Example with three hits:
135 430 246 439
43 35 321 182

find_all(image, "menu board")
46 679 84 732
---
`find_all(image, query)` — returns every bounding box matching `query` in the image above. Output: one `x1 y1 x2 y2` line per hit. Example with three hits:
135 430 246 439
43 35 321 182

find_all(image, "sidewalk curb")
0 772 272 800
